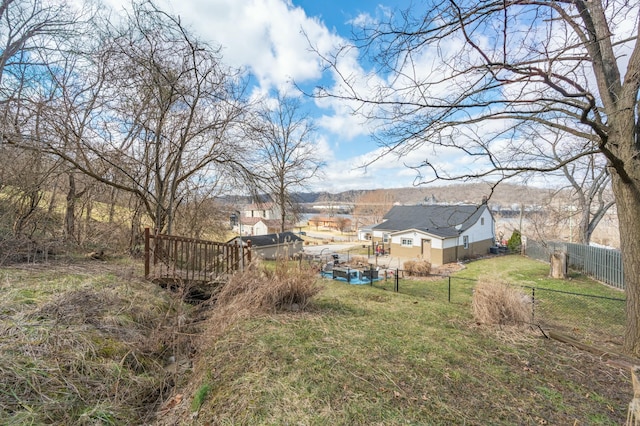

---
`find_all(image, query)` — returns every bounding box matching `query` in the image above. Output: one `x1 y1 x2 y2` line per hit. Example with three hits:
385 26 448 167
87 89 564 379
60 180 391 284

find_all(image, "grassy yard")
371 255 626 347
0 255 633 425
162 257 633 425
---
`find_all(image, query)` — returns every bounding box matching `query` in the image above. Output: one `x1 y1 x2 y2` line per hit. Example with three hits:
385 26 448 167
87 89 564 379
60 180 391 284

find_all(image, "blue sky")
103 0 437 192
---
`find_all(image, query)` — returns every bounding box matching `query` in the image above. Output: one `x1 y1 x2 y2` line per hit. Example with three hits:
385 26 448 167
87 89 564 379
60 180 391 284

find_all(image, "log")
548 330 640 369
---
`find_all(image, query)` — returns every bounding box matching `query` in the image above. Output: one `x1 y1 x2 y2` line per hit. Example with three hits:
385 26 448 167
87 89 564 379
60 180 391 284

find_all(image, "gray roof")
372 204 488 238
231 231 303 247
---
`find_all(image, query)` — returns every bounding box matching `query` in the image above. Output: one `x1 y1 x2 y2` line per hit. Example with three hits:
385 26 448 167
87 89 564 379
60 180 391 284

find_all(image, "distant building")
308 216 353 232
233 202 293 236
371 204 495 266
228 232 304 260
357 225 373 241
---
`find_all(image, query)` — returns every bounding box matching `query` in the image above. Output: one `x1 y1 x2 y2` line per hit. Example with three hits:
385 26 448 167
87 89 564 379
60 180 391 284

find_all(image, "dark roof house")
371 204 495 266
236 232 303 247
228 232 304 260
373 204 487 237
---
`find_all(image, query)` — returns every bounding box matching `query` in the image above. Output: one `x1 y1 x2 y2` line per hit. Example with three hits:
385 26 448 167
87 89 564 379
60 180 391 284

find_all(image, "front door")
421 239 431 262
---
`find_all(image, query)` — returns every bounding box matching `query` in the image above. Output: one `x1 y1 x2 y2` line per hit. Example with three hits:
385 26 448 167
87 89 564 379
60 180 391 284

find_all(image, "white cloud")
102 0 343 93
201 0 348 92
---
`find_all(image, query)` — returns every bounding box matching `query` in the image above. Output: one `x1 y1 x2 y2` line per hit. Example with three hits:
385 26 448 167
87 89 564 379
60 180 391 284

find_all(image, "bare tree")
248 94 324 232
0 145 62 236
0 0 81 241
520 127 615 245
353 190 395 226
334 216 351 234
19 1 255 237
0 0 80 87
555 151 614 246
316 2 640 354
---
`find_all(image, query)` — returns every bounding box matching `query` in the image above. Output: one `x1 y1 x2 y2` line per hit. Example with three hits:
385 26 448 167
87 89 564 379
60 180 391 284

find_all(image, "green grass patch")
2 255 631 425
368 255 624 345
184 276 631 425
191 383 212 412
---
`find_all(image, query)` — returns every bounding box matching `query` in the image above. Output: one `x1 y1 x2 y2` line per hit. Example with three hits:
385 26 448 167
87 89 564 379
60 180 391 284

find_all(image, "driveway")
303 243 407 269
302 243 361 256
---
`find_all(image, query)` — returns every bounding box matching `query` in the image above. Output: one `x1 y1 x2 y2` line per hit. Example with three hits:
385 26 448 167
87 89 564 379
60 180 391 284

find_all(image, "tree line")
0 0 322 255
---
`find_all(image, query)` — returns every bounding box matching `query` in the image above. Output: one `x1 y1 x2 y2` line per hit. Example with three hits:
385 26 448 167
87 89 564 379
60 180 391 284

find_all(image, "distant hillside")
299 183 556 207
220 183 558 208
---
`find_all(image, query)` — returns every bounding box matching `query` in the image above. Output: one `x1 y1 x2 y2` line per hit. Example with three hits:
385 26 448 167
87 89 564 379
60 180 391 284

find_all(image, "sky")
99 0 430 193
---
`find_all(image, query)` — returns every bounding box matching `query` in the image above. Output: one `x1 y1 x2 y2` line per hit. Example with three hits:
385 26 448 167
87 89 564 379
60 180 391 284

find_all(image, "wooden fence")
144 228 251 284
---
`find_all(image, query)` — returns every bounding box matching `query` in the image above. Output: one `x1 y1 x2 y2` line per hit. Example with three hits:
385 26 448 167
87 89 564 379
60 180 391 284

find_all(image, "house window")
463 235 469 249
401 238 413 247
481 217 485 225
383 233 390 243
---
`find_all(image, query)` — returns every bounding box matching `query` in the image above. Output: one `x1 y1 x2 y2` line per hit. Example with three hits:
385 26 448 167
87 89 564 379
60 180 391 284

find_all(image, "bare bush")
207 260 321 336
472 278 531 326
403 260 432 276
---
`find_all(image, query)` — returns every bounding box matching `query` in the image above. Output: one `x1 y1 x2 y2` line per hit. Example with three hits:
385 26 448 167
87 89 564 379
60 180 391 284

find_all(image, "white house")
371 204 495 266
233 202 286 236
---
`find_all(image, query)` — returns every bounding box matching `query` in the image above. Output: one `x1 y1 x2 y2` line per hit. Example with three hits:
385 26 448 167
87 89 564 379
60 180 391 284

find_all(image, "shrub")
403 259 432 276
208 259 321 336
191 383 212 412
507 229 522 253
472 278 531 326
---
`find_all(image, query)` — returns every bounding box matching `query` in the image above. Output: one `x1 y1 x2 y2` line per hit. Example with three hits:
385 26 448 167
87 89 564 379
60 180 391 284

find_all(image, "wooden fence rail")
144 228 251 284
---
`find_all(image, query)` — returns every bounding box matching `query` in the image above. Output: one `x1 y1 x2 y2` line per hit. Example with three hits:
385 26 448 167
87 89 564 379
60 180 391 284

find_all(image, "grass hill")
0 253 633 425
154 256 631 425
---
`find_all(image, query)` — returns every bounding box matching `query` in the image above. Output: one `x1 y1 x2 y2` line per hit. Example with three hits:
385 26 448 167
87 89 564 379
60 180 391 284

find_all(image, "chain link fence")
318 265 625 346
522 285 625 345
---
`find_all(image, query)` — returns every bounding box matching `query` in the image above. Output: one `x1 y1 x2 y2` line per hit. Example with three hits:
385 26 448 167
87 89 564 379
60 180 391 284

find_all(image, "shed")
228 232 304 260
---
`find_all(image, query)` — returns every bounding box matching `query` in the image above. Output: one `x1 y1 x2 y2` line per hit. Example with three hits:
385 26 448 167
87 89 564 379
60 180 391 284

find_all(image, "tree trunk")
47 180 58 215
64 173 76 241
576 209 590 245
612 173 640 356
550 252 568 279
81 198 93 245
108 186 117 223
130 201 144 253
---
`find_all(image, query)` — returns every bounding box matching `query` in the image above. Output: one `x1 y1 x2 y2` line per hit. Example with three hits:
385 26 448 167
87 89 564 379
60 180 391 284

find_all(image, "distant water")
298 213 353 224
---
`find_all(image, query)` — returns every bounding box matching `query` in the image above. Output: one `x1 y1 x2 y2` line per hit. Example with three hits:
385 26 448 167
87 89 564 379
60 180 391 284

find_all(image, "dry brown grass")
0 262 195 425
205 260 321 338
403 259 432 276
472 277 532 326
348 255 369 266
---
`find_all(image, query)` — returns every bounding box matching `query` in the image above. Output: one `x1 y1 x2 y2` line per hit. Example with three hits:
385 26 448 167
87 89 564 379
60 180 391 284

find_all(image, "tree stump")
549 251 567 279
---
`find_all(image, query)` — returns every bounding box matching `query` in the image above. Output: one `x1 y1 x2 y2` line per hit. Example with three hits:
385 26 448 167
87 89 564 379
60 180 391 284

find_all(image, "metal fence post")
395 268 399 292
448 276 451 303
531 287 535 324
